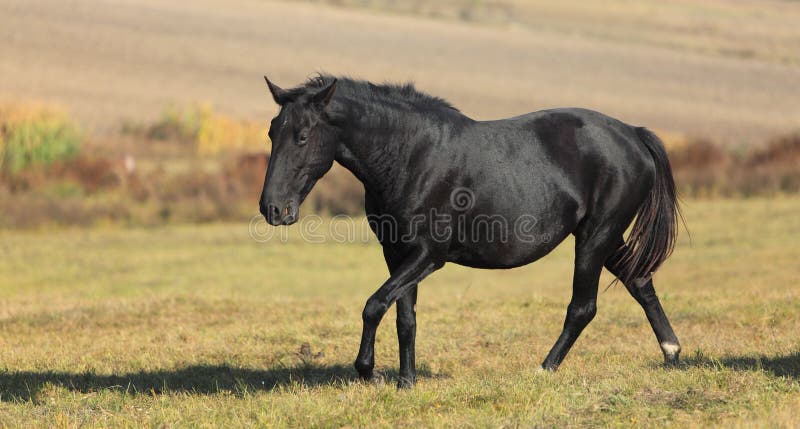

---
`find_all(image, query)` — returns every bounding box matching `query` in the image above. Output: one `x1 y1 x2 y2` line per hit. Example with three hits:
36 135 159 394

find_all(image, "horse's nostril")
268 204 280 219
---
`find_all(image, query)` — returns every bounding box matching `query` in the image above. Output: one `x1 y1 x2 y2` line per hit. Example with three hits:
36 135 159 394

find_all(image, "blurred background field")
2 0 800 228
3 0 799 143
1 0 799 427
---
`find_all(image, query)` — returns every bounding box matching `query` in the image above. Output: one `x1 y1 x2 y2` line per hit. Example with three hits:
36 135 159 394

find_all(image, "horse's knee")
362 297 388 326
567 301 597 327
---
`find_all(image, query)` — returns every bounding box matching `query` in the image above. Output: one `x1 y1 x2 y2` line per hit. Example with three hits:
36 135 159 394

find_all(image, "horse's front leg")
395 286 418 388
384 247 420 388
354 245 440 385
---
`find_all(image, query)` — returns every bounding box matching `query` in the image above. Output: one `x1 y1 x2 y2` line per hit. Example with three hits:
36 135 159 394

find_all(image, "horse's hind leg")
541 227 619 370
606 240 681 364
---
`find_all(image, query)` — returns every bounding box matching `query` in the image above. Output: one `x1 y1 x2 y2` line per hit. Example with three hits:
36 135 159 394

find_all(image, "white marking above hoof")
660 342 681 357
535 365 556 375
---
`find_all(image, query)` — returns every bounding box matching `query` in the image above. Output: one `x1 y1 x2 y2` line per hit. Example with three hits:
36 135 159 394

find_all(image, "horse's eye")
298 132 309 145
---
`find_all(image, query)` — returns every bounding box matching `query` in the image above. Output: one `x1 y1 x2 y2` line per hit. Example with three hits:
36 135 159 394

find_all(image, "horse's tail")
614 127 682 285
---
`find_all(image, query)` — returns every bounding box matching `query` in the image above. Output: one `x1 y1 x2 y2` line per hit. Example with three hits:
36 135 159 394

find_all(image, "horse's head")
259 76 338 226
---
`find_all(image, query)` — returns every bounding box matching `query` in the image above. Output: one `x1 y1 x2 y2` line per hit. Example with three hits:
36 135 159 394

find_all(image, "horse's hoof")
361 372 384 385
396 376 415 389
354 359 374 380
369 372 385 385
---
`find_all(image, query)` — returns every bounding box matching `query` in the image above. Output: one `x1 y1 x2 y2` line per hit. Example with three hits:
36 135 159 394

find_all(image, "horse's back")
443 108 655 268
483 107 656 200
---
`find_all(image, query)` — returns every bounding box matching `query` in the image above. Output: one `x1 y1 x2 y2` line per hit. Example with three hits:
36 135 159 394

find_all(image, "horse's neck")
332 100 471 209
334 118 405 205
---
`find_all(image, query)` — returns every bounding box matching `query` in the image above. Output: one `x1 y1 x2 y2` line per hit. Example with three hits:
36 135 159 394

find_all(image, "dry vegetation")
0 103 364 228
1 101 798 228
665 133 800 197
0 198 798 427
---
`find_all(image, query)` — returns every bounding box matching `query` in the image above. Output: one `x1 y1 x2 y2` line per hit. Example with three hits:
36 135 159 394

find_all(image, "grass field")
0 198 798 427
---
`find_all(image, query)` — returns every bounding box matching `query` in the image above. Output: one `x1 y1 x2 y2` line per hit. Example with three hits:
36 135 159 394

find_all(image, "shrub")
746 131 800 166
663 130 800 197
197 111 267 156
52 155 122 193
0 104 82 173
144 104 268 155
738 131 800 195
145 104 205 143
666 136 730 197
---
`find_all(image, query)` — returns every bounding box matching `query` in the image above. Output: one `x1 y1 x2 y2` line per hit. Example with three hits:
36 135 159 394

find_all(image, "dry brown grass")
0 198 797 427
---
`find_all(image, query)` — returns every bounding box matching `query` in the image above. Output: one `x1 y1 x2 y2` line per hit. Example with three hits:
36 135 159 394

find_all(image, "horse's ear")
311 79 337 108
264 76 288 105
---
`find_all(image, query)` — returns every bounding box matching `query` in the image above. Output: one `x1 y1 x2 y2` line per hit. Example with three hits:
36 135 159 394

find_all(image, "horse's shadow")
679 351 800 379
3 352 796 402
0 363 436 402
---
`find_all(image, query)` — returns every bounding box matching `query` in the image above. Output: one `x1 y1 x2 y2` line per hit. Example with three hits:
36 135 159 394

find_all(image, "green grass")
0 198 798 427
0 104 81 173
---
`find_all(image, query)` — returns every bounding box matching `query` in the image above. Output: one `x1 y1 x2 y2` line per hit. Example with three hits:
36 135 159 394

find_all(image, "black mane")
303 75 460 113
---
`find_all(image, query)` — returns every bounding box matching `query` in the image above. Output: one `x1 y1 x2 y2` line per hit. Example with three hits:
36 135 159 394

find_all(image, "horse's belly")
445 216 575 269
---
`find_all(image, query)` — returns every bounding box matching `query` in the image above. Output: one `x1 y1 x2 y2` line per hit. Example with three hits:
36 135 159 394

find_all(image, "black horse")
259 75 682 388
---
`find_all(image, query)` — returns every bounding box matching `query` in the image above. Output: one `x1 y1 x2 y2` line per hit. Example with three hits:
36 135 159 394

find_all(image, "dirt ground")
1 0 799 145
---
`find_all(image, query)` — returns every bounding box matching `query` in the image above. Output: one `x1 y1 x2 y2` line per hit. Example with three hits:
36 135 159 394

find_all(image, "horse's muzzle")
261 200 299 226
